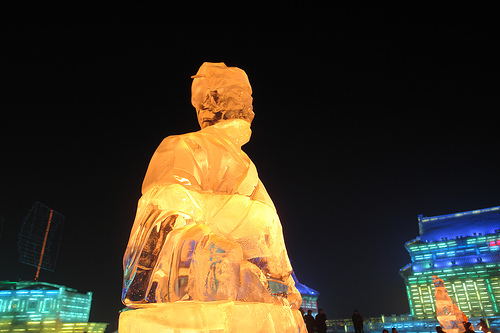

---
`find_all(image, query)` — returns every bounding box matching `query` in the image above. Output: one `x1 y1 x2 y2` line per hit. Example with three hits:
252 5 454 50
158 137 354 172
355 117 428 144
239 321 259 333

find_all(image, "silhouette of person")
464 322 475 333
315 308 327 333
304 310 315 333
478 319 489 333
392 328 398 333
383 330 389 333
352 309 364 333
436 326 446 333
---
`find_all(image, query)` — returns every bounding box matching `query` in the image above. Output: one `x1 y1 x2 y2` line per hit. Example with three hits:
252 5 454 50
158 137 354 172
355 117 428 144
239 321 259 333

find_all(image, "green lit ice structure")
327 205 500 333
400 206 500 321
0 281 107 332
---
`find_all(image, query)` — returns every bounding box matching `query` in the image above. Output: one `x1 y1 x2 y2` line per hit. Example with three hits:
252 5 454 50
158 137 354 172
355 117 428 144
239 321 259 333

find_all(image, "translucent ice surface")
432 275 467 333
121 63 305 331
119 301 306 333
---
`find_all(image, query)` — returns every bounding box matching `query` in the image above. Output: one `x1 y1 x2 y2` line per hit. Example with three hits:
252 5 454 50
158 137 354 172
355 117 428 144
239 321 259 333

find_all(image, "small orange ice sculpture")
433 275 467 333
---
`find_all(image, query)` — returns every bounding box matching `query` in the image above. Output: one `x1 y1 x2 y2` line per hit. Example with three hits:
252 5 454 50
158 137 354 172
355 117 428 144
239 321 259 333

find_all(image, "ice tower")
119 63 306 332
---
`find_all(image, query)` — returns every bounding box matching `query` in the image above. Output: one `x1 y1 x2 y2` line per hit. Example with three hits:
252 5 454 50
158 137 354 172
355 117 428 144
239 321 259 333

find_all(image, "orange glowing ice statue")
119 62 306 332
432 275 467 333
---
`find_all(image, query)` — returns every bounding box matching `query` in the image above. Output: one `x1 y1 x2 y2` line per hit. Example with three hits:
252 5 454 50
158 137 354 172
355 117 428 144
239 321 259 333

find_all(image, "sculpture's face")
196 86 254 128
192 62 254 129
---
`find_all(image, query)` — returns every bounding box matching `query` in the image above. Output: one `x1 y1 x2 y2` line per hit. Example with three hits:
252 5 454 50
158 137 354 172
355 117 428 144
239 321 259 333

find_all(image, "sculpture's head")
432 275 444 288
191 62 254 129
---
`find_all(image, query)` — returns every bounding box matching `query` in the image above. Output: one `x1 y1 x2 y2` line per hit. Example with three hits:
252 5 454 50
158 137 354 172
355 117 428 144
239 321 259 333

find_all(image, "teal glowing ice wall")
0 281 92 323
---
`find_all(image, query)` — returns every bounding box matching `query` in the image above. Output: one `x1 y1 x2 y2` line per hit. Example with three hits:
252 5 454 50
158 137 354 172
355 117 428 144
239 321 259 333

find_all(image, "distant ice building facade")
400 206 500 320
0 281 107 332
292 272 320 315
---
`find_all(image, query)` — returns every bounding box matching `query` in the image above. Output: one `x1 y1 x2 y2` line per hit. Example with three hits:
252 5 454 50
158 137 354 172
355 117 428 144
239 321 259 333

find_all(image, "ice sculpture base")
119 301 306 333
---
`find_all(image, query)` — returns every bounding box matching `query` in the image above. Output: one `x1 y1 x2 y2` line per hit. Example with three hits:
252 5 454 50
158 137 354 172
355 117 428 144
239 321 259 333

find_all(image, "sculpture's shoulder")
154 133 182 153
142 133 197 193
142 130 230 193
156 130 219 154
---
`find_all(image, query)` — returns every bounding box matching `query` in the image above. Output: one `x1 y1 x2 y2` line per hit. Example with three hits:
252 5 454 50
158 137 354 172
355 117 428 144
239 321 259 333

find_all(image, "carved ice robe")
122 119 297 306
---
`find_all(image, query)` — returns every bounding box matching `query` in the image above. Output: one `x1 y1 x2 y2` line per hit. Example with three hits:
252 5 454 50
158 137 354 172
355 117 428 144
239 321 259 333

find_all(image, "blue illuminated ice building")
0 281 107 332
329 205 500 333
293 272 320 315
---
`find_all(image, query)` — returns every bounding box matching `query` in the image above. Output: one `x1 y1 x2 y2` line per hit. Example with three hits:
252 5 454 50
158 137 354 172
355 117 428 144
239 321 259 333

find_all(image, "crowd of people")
303 309 327 333
302 308 492 333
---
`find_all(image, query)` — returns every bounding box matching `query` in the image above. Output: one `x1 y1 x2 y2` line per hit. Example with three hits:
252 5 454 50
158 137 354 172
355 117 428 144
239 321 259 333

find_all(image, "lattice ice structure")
17 202 64 272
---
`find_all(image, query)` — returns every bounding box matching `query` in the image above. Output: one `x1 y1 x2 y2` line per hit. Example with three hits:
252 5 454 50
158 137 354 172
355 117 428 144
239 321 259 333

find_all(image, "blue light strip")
419 206 500 223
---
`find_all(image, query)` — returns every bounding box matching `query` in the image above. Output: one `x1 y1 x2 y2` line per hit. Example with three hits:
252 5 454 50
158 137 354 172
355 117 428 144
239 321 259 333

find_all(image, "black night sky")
2 5 499 332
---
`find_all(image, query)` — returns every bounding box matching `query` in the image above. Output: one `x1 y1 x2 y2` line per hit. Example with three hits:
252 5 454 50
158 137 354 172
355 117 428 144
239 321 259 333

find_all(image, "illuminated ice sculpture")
119 62 306 332
432 275 467 333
